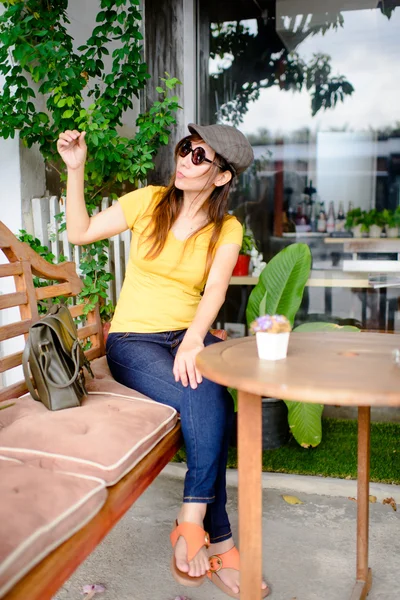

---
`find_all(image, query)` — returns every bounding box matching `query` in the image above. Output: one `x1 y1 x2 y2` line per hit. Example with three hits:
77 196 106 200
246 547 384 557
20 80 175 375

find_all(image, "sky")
211 7 400 135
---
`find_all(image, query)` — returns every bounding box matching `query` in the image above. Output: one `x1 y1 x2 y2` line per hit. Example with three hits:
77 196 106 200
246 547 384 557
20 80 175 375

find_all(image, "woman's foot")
174 503 209 578
208 539 269 596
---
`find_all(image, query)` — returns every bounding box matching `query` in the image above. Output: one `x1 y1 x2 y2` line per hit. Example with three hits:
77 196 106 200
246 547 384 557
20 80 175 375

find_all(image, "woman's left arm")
173 243 240 389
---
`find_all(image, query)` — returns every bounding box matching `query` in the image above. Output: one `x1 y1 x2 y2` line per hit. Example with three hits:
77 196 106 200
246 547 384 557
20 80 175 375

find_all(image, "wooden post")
238 390 263 600
350 406 372 600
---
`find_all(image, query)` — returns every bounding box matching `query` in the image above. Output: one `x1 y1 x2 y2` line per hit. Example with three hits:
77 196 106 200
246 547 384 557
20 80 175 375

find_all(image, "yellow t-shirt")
109 185 242 333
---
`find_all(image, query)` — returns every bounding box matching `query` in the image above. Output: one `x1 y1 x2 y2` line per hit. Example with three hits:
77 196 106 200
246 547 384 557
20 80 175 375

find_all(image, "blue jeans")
106 329 234 543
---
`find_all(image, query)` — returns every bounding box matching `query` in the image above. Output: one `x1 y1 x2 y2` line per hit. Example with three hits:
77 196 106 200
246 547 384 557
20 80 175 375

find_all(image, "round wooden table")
196 331 400 600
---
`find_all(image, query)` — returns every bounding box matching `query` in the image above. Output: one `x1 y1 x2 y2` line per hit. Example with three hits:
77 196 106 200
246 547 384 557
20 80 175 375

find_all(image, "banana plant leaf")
284 321 360 447
246 243 311 328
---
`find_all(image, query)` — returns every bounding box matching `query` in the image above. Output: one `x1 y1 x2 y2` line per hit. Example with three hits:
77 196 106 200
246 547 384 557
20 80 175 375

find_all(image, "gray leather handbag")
22 304 93 410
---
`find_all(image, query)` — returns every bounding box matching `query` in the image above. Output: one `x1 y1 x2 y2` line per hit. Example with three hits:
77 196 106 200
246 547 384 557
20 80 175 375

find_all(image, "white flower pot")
256 332 290 361
386 226 398 238
369 225 382 238
352 225 363 238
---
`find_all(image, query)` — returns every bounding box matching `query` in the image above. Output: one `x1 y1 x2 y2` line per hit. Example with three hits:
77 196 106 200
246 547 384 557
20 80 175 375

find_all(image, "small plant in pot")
367 209 385 238
382 208 400 238
249 314 292 361
232 224 257 276
345 208 367 237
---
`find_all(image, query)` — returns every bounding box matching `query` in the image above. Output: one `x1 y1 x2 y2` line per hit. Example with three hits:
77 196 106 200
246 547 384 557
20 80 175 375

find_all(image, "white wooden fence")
31 196 130 305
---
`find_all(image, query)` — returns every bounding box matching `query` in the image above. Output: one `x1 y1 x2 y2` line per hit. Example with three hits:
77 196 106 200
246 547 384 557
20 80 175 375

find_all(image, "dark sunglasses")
178 140 215 166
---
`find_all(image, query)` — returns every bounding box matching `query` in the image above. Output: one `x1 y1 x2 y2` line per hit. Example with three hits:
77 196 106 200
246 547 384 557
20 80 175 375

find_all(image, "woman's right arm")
57 130 129 246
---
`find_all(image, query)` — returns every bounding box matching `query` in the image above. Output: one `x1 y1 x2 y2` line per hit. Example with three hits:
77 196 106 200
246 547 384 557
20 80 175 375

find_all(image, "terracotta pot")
232 254 251 276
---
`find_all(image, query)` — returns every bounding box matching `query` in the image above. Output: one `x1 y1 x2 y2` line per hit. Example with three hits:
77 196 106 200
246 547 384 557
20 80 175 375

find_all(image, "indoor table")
196 331 400 600
226 271 371 332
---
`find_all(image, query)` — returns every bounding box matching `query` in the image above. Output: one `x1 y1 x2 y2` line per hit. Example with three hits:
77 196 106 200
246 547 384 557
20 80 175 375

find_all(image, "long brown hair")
143 134 235 277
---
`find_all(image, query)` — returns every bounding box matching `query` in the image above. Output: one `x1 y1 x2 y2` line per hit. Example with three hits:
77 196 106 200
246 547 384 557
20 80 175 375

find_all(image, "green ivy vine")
0 0 182 321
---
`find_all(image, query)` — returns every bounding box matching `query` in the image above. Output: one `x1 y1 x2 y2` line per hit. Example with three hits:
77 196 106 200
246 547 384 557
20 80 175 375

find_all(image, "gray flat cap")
188 123 254 175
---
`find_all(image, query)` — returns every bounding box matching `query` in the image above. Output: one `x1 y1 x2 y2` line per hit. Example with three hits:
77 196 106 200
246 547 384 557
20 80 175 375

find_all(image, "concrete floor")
54 466 400 600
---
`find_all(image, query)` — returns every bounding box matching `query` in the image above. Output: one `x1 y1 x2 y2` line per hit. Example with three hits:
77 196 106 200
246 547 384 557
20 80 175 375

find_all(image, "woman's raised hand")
57 130 87 170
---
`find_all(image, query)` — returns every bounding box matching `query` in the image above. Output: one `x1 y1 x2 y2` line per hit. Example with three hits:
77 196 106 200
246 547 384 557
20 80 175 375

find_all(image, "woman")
57 123 269 599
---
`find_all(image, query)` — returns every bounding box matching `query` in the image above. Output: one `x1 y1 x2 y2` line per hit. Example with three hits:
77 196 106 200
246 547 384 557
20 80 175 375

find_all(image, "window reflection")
200 0 400 331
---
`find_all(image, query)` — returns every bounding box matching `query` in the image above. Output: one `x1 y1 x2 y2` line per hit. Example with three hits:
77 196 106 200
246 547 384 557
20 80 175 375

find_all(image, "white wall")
0 134 25 387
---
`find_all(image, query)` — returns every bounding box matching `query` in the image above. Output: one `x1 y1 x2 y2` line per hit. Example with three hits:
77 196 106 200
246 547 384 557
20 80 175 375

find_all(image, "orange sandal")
170 521 210 587
207 546 270 598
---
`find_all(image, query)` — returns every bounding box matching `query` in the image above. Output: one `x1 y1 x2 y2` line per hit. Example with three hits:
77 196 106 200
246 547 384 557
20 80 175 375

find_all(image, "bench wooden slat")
85 345 103 361
0 380 28 402
35 282 75 301
0 291 27 310
77 323 98 339
0 351 23 373
0 319 33 342
69 304 85 318
1 423 182 600
0 262 23 277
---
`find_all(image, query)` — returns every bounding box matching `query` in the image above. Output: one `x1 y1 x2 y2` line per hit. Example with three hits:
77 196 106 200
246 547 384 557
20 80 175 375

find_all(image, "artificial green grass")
173 418 400 485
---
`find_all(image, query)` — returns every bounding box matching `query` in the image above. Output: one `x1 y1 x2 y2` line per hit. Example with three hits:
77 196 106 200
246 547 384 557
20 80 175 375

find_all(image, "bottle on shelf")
326 201 336 234
282 209 296 233
335 202 346 232
310 202 318 232
295 203 307 226
317 203 327 233
303 179 316 224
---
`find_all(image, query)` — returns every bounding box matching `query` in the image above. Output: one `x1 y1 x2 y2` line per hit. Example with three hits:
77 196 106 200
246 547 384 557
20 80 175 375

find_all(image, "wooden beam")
0 319 34 342
0 351 23 373
36 283 74 301
0 263 23 277
0 380 28 403
0 292 27 310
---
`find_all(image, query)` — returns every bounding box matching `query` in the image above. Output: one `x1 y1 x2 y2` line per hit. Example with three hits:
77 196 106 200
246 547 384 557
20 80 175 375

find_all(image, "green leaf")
284 400 324 448
285 321 360 447
246 243 311 327
62 109 74 119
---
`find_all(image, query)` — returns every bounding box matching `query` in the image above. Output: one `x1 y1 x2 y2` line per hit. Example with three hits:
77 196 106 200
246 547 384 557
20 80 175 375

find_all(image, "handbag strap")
22 339 41 402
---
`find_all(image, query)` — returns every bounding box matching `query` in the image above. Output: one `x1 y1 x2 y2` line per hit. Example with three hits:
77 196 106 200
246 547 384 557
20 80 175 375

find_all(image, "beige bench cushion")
0 456 107 598
0 373 178 485
86 355 150 396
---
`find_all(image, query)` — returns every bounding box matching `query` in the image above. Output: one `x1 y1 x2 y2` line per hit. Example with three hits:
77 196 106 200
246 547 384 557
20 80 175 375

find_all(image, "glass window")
200 0 400 332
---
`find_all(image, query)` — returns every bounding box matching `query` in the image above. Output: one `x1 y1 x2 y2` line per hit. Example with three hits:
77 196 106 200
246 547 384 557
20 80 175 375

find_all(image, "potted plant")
249 314 291 360
345 208 367 237
232 224 257 276
382 208 400 238
367 209 385 238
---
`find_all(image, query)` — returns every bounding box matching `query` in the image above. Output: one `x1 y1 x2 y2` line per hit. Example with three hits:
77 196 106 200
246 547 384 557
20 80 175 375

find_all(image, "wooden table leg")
238 390 262 600
350 406 373 600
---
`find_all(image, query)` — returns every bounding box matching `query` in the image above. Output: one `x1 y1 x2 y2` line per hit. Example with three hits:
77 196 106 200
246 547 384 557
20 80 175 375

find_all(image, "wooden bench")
0 221 183 600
